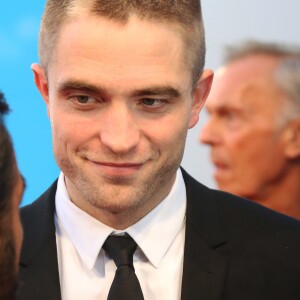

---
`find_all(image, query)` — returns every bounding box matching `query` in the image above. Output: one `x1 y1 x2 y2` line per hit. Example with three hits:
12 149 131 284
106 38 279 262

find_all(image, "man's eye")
74 95 91 104
142 99 162 106
225 112 234 120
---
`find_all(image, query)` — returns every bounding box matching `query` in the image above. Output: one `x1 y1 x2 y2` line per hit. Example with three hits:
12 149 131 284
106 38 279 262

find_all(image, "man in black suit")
18 1 300 299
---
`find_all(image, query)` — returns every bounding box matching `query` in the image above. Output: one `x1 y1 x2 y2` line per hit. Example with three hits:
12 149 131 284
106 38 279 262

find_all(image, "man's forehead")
48 14 192 88
57 13 184 51
217 55 280 92
207 65 275 111
226 54 280 80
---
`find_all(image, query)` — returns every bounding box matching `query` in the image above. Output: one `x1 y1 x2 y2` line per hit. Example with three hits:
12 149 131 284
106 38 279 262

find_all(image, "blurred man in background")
0 91 24 300
200 40 300 219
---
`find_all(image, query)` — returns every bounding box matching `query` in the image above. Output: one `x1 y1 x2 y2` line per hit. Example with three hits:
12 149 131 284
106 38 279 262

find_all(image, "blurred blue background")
1 1 300 206
1 2 59 206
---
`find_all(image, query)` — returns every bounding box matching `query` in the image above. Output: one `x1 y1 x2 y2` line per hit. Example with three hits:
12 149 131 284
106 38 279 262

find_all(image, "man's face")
33 15 212 226
200 55 288 202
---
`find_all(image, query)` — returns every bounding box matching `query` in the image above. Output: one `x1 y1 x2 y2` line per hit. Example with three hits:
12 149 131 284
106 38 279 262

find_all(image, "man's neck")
251 167 300 220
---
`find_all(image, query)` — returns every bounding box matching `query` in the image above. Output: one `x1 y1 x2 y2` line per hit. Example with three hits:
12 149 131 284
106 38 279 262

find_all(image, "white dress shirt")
55 169 186 300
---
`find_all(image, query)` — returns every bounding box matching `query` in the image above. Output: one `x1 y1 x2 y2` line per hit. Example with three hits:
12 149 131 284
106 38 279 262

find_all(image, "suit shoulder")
21 181 57 211
21 181 58 227
212 188 300 230
181 168 300 236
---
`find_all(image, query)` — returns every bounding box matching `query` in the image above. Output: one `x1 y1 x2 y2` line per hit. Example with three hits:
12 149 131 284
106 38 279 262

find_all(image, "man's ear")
31 63 51 118
283 119 300 159
189 69 213 129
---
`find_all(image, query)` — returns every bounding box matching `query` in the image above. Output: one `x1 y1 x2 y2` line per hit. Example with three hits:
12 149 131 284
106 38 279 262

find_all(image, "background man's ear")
284 120 300 159
188 69 214 129
31 63 51 118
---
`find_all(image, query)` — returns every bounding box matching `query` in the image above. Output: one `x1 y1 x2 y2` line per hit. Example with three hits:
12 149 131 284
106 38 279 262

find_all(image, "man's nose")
100 104 140 154
199 117 219 146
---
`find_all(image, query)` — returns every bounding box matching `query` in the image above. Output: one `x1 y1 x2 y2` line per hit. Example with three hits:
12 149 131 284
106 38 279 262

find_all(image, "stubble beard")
56 146 185 219
66 157 180 215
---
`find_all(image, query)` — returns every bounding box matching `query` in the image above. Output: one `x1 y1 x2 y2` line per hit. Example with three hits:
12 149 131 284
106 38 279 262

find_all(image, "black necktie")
103 235 144 300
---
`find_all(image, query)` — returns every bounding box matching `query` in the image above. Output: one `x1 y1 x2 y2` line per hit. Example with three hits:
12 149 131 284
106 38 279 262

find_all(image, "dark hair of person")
0 91 17 300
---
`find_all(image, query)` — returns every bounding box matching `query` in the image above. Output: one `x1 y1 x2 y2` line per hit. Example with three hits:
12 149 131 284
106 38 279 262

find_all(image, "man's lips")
212 160 228 170
211 159 231 182
89 161 144 177
211 152 228 169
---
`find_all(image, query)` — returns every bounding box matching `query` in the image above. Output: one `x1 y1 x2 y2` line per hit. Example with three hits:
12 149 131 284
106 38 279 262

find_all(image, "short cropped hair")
39 0 206 86
224 40 300 124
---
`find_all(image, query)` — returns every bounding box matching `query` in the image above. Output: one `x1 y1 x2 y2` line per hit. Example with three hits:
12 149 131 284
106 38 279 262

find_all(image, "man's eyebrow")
57 80 106 94
131 86 181 98
57 81 181 98
212 105 243 115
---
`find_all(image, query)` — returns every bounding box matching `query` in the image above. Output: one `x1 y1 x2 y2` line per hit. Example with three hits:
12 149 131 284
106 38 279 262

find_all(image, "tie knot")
103 235 137 268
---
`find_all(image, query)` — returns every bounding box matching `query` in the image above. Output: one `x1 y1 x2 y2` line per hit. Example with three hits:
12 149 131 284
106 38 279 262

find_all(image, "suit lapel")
181 169 228 300
17 181 61 300
17 171 227 300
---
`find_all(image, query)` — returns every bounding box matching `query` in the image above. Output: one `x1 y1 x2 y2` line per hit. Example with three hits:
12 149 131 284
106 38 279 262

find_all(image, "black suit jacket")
17 169 300 299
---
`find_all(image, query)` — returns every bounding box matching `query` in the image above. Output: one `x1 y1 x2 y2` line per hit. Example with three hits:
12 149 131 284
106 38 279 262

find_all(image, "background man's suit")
17 169 300 300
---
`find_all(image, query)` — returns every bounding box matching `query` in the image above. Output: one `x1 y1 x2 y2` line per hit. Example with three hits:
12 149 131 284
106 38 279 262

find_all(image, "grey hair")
275 58 300 123
224 40 300 64
224 40 300 126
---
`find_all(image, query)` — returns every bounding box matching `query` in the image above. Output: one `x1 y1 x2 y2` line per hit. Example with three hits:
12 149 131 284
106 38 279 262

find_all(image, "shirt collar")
55 173 112 270
55 169 186 270
126 170 186 268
